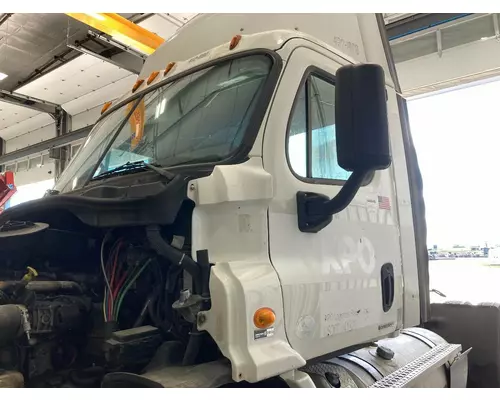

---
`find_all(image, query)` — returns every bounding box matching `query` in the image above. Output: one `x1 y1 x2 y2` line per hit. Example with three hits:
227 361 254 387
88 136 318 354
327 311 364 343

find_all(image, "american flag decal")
378 196 391 210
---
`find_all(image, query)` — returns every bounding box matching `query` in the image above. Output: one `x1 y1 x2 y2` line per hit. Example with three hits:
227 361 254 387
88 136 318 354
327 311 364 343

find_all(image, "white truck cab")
0 14 467 388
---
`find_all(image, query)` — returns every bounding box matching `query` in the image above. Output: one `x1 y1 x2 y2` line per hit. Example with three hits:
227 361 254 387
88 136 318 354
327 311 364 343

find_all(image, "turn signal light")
253 307 276 329
132 79 144 93
164 62 176 76
147 71 159 85
101 101 112 115
229 35 242 50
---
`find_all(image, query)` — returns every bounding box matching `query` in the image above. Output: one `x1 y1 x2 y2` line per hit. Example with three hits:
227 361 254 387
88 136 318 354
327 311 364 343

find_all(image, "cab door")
263 44 403 360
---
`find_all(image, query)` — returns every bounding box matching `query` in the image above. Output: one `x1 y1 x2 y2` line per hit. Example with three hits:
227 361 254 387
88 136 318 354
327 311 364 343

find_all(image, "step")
370 343 462 388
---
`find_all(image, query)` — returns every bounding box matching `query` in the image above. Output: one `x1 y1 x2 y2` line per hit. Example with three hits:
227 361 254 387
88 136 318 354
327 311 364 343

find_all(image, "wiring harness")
100 234 152 324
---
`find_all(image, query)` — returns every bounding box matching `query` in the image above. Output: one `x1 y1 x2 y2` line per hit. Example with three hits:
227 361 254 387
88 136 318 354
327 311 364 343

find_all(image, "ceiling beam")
0 125 93 166
0 90 62 116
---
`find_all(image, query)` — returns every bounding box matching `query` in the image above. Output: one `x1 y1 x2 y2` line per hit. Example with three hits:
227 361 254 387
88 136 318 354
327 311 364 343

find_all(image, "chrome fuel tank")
303 328 464 388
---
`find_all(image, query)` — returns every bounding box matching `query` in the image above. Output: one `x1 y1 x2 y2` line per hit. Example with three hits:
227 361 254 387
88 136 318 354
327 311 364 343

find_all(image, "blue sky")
407 78 500 248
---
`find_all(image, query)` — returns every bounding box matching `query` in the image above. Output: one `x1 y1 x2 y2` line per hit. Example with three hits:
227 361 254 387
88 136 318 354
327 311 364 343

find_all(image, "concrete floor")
429 258 500 304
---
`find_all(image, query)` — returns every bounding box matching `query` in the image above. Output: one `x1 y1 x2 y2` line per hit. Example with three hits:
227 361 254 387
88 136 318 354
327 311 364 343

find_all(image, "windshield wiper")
92 160 176 182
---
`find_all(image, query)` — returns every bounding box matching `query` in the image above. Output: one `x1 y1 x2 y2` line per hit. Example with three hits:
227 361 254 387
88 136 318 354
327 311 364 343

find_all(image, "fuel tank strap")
402 329 436 349
333 354 385 381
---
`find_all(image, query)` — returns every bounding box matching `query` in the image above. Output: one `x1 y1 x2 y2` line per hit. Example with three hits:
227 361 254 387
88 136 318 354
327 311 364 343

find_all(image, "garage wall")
3 121 56 186
12 162 55 187
4 103 101 155
2 100 107 189
2 108 97 189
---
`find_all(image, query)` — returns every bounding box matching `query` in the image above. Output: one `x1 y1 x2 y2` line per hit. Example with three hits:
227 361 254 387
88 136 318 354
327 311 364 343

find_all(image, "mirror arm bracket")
296 170 370 233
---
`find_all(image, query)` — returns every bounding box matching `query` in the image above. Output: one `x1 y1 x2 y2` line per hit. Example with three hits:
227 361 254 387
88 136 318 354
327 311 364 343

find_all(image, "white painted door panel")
264 45 403 361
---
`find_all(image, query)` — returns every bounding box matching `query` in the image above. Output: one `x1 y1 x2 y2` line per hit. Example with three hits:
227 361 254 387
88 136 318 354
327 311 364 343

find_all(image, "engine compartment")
0 197 220 388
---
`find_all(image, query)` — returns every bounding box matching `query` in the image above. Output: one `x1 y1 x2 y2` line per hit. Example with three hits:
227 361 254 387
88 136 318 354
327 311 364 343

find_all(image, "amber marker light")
254 307 276 329
101 101 112 115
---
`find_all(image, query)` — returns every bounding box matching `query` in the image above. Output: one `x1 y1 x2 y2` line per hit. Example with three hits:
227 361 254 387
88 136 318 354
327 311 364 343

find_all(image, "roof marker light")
147 71 159 85
229 35 242 50
132 79 144 93
164 62 176 76
101 101 112 115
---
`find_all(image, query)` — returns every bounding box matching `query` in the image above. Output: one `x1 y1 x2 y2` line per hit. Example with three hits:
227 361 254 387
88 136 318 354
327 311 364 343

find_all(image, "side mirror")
297 63 391 233
335 63 391 171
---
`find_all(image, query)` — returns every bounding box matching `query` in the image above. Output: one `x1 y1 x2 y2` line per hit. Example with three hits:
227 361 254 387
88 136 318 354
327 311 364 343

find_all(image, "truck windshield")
54 54 273 193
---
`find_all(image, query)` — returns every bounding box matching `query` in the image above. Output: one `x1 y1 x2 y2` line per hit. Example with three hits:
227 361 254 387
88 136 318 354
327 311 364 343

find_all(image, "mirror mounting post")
297 170 370 233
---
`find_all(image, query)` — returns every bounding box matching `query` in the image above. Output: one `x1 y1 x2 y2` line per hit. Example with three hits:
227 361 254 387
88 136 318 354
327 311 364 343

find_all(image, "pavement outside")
429 258 500 304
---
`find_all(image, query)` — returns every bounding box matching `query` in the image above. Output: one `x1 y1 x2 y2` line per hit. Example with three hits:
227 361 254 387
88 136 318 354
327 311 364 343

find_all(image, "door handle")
381 263 394 312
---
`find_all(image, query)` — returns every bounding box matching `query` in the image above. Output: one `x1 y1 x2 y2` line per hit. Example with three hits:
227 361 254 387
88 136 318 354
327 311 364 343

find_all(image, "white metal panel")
141 13 367 79
63 74 136 115
16 55 132 105
0 102 40 131
1 113 54 142
189 158 305 383
71 105 102 131
5 122 56 153
83 61 132 90
167 13 198 23
15 55 97 98
264 44 403 361
138 14 180 39
0 58 135 139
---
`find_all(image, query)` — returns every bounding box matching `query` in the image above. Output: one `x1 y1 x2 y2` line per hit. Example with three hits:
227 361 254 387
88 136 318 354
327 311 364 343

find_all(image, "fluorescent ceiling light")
0 72 8 81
